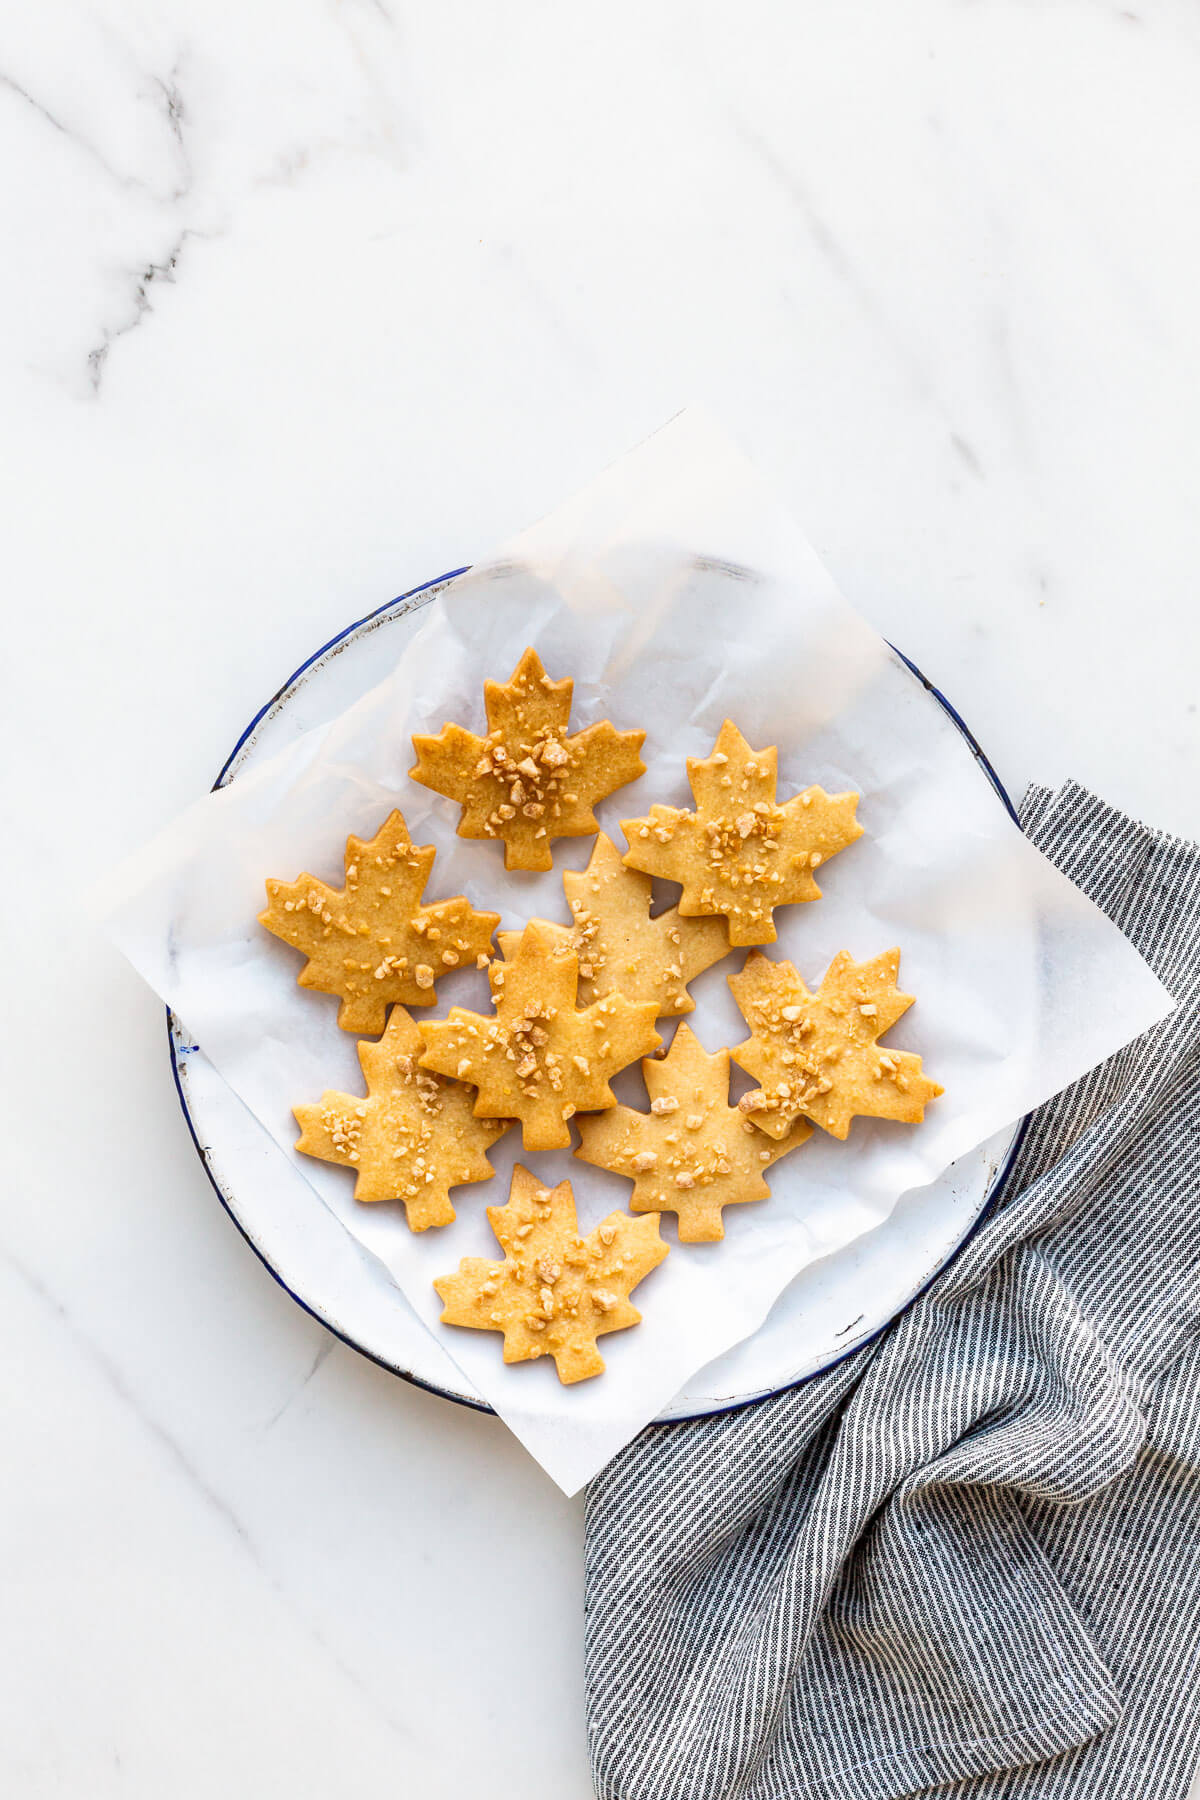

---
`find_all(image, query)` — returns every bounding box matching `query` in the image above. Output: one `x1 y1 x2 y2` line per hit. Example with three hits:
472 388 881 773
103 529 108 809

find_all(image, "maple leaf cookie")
260 810 499 1034
575 1022 810 1242
433 1165 668 1383
729 948 943 1140
418 920 661 1152
496 834 730 1018
293 1007 506 1231
621 720 861 947
410 646 646 872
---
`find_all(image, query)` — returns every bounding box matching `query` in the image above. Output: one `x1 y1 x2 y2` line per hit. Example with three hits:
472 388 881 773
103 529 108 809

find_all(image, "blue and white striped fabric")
585 783 1200 1800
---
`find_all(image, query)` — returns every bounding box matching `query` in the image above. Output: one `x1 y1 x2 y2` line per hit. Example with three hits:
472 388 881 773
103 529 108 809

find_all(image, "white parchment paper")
100 412 1172 1494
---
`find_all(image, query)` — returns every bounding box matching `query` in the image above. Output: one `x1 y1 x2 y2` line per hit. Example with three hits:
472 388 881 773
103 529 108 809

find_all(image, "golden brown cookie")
260 809 499 1034
419 920 662 1152
729 947 943 1140
620 719 862 947
574 1022 811 1242
293 1007 507 1231
433 1165 668 1383
410 646 646 872
496 834 730 1018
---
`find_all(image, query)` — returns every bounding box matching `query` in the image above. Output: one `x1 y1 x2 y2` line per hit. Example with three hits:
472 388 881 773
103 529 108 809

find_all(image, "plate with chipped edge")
168 570 1028 1423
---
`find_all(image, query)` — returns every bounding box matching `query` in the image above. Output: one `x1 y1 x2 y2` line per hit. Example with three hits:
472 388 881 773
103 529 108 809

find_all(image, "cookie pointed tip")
669 1014 701 1047
512 644 548 681
713 717 751 755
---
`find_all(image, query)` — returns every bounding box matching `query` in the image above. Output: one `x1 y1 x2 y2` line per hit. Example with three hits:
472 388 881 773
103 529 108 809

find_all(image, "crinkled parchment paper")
99 412 1172 1493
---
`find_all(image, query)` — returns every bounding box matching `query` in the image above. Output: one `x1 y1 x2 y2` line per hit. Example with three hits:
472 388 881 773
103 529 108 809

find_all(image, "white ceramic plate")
169 572 1026 1422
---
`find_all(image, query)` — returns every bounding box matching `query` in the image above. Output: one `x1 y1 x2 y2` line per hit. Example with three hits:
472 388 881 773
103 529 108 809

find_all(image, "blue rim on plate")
167 569 1031 1422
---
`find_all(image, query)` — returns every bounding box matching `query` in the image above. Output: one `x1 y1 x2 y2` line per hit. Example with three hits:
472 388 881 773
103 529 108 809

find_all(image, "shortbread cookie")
621 719 861 947
293 1007 506 1231
419 920 661 1152
410 646 646 872
730 948 943 1140
575 1022 811 1242
260 810 499 1034
496 834 730 1017
433 1165 668 1383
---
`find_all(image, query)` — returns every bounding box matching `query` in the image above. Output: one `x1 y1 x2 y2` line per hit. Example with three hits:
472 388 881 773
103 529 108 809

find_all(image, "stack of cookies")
260 648 942 1386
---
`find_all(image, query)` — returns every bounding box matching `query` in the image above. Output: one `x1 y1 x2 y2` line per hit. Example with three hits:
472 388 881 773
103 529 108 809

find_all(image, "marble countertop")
4 3 1199 1795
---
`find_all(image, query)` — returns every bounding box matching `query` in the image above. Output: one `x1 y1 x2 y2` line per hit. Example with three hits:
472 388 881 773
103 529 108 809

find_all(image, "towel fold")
585 782 1200 1800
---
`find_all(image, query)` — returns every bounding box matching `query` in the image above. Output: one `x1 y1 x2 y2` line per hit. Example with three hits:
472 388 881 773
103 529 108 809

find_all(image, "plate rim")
168 568 1031 1425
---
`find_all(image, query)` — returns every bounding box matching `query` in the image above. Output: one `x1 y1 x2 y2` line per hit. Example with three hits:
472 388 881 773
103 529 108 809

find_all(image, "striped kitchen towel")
585 781 1200 1800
